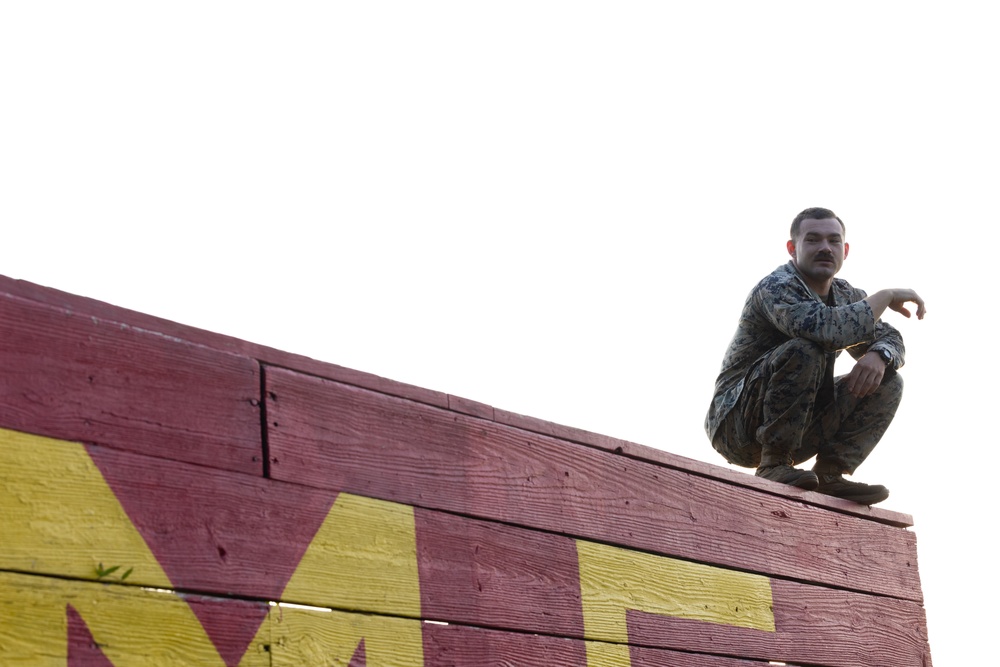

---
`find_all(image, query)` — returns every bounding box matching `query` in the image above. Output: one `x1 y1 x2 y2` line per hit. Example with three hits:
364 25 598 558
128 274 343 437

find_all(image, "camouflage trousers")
712 338 903 474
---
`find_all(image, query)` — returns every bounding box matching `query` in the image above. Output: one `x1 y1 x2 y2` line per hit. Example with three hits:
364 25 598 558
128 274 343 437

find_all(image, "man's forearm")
863 288 926 321
865 290 895 319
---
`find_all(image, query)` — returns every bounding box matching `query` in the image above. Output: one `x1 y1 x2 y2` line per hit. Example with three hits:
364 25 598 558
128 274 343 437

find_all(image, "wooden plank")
0 293 262 473
0 428 331 664
766 579 932 666
0 571 270 666
414 505 585 637
2 427 928 666
0 274 913 526
268 602 424 666
494 405 914 527
1 568 924 667
265 368 922 601
618 584 933 666
416 510 929 667
1 430 418 629
271 604 790 667
615 583 928 667
0 274 451 410
447 393 495 420
423 620 780 667
1 429 334 602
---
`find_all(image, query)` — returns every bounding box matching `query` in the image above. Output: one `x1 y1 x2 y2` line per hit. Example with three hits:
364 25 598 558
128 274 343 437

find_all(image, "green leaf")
96 564 121 579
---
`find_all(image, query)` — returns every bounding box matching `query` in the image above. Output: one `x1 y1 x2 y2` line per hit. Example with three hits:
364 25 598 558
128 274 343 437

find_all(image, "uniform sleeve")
848 320 907 369
840 286 907 369
754 277 878 352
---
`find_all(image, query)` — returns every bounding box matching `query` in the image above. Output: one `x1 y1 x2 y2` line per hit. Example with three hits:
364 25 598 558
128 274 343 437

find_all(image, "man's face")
786 217 849 287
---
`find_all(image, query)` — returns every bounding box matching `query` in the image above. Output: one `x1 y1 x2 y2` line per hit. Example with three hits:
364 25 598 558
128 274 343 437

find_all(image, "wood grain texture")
416 509 929 665
0 274 913 526
422 622 778 667
2 567 925 667
66 605 116 667
414 507 586 636
768 578 933 667
0 293 262 473
577 540 775 642
625 578 933 667
281 492 422 618
2 569 842 667
1 274 932 665
265 368 922 601
84 442 337 604
1 429 331 664
1 428 174 587
0 571 270 666
2 428 927 665
496 404 914 527
269 604 424 667
0 274 450 410
271 604 796 667
0 431 335 602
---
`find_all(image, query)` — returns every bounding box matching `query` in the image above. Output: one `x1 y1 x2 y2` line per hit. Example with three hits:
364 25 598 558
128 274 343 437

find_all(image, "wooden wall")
0 275 932 666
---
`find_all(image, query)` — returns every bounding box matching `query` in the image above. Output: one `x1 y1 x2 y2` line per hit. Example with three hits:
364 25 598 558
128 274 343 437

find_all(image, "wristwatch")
876 348 893 367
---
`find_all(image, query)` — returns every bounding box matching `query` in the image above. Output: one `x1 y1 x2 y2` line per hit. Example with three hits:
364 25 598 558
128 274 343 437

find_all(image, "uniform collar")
784 260 839 304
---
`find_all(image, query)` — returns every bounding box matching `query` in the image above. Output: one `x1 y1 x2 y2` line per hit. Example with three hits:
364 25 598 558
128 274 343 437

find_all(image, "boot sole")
816 487 889 505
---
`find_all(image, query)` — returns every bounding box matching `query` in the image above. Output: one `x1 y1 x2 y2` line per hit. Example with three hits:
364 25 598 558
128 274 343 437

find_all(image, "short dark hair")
790 207 845 240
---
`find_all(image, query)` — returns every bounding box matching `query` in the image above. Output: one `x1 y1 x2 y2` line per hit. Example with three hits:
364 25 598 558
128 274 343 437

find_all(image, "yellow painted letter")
577 540 775 666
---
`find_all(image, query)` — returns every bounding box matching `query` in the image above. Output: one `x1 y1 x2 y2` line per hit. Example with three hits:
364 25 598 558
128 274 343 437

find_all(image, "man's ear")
786 239 796 258
844 242 850 260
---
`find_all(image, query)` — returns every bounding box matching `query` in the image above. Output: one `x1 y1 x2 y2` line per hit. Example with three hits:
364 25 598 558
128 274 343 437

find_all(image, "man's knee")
833 368 903 427
884 370 903 392
878 369 904 405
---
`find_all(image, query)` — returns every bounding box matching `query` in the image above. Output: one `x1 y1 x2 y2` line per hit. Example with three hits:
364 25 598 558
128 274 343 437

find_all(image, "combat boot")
755 464 819 489
814 473 889 505
755 443 819 490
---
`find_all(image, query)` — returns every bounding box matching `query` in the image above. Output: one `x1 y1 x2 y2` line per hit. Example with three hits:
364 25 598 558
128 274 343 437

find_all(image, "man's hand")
845 350 887 398
865 288 927 321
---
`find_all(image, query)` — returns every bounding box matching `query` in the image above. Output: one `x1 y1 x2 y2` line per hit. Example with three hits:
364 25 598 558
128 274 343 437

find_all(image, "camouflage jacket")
705 261 905 442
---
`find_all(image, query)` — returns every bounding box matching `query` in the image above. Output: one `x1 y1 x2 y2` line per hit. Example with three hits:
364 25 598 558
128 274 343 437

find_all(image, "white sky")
2 3 995 663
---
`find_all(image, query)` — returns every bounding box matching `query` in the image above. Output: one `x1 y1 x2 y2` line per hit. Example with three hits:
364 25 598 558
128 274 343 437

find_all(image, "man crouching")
705 207 926 505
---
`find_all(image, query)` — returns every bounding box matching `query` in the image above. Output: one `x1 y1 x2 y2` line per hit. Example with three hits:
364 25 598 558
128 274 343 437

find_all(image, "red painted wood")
67 605 116 667
61 588 269 667
493 406 914 527
447 394 495 420
0 293 262 473
265 368 922 602
626 578 932 667
184 595 273 667
16 439 926 663
0 275 450 410
415 506 926 665
348 639 366 667
628 645 783 667
0 274 913 527
84 444 336 604
2 274 933 665
422 623 776 666
415 509 585 637
770 578 932 667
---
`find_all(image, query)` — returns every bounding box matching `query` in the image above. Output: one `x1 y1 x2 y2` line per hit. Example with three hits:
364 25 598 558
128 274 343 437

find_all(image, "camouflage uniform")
705 262 904 474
